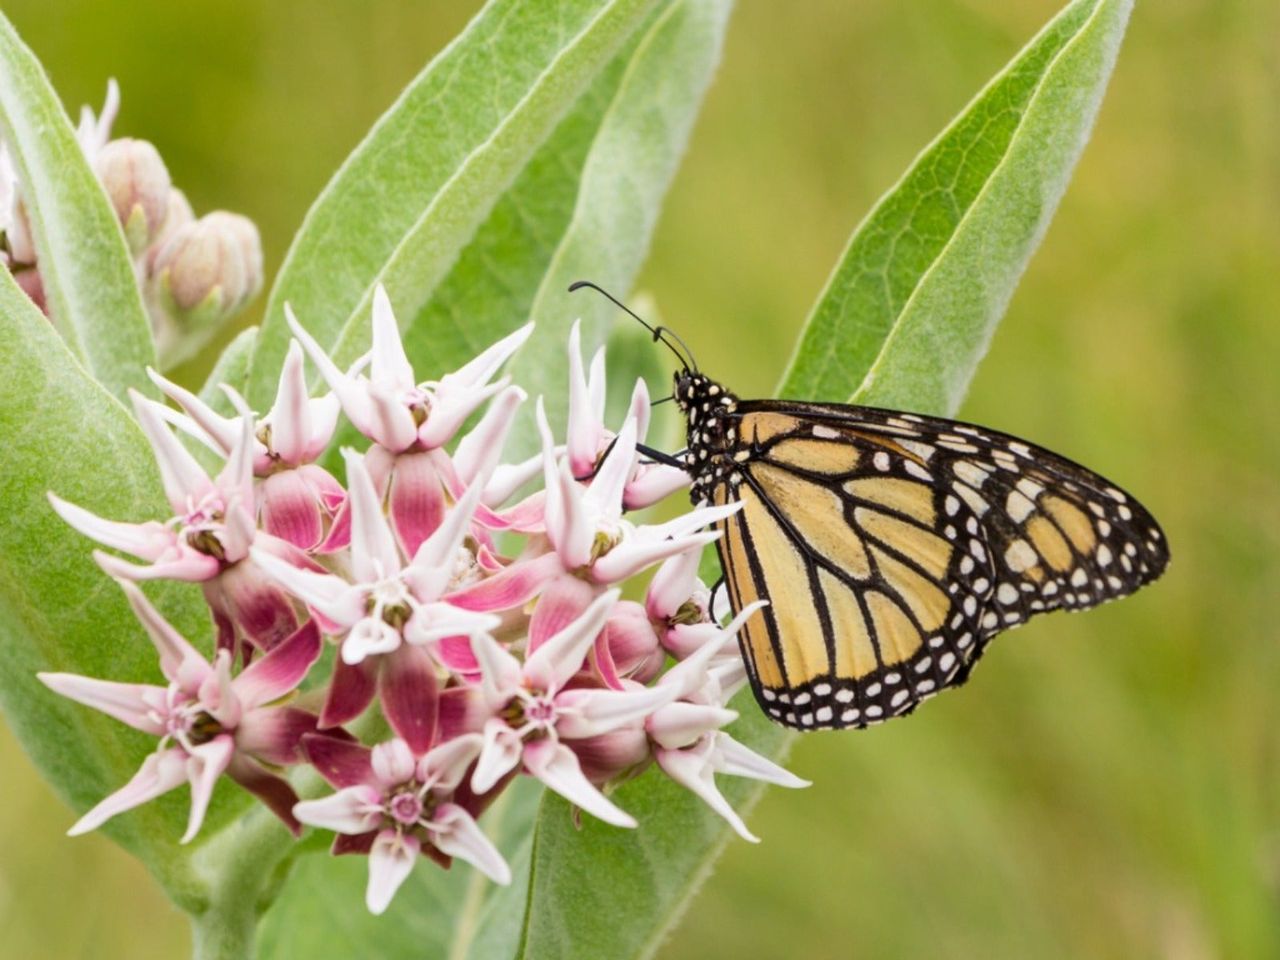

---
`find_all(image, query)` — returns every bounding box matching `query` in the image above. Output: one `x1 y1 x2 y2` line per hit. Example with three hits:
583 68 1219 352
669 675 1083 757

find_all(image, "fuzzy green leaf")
517 2 1133 958
245 0 662 409
0 268 217 907
0 12 155 401
781 0 1132 413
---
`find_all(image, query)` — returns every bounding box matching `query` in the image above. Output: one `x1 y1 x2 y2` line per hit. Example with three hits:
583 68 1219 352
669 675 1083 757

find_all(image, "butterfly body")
673 370 1169 731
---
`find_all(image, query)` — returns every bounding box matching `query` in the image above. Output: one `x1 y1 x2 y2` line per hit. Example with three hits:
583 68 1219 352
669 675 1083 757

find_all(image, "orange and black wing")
712 402 1168 730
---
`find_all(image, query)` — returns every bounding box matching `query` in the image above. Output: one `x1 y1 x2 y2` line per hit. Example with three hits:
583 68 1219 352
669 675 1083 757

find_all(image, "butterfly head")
675 371 739 482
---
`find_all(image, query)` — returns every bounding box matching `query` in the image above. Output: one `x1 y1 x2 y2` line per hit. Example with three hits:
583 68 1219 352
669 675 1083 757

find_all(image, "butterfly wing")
712 401 1169 730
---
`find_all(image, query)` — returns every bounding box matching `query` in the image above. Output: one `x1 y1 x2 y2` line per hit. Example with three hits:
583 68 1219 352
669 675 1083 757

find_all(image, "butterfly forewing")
696 396 1168 731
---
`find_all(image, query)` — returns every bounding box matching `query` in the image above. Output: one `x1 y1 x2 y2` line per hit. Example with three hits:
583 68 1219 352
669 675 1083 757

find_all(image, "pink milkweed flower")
295 733 510 915
251 449 500 745
287 285 532 455
288 289 529 555
49 389 303 653
643 601 809 842
146 344 344 551
646 546 727 660
563 320 687 510
37 581 322 842
466 589 677 828
537 399 739 586
75 78 120 166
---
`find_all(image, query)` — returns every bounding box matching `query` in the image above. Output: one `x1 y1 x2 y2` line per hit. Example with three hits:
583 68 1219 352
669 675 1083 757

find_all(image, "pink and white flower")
464 590 677 827
251 449 499 743
147 343 345 551
295 733 509 915
38 580 322 842
49 388 303 653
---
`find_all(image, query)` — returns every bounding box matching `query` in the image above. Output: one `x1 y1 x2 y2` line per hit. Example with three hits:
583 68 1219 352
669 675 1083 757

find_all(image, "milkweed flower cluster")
0 80 262 367
39 287 808 914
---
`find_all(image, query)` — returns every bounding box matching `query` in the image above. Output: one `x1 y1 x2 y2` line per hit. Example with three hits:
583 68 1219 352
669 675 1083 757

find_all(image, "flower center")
367 576 414 628
388 790 423 825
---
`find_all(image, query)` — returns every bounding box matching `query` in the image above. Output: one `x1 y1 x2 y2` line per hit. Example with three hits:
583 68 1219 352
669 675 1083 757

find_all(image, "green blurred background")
2 0 1277 957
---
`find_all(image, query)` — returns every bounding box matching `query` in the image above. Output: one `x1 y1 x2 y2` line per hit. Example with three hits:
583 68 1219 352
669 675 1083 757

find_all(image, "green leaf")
0 268 213 907
517 2 1133 958
0 12 155 401
255 1 728 953
245 0 662 409
780 0 1132 413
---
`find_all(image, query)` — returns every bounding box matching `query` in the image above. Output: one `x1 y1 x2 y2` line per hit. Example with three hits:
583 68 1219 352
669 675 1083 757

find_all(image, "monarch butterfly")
570 283 1171 731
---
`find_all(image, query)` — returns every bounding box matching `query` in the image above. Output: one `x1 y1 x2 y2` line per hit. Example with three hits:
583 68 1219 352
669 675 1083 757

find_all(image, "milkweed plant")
0 0 1131 956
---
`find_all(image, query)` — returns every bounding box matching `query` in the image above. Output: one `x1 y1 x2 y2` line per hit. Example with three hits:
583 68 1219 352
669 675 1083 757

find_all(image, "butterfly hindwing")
705 401 1168 731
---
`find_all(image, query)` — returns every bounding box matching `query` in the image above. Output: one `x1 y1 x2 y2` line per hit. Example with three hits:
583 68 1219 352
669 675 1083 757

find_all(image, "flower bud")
94 138 171 254
149 210 263 367
595 601 664 688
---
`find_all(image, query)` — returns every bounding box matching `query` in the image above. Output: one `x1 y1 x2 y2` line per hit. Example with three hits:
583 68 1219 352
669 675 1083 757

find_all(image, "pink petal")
237 705 318 766
145 366 243 457
321 657 380 728
379 644 438 755
332 832 377 856
367 830 420 915
550 458 592 569
597 600 663 686
343 449 403 583
341 618 403 665
624 465 690 511
591 531 721 586
207 560 301 652
471 718 523 794
469 633 523 709
260 470 324 550
646 546 704 622
713 733 810 788
213 389 257 511
249 546 363 627
115 579 210 690
553 683 678 740
316 491 352 553
527 575 596 656
567 727 650 784
647 703 737 751
428 804 510 885
438 686 488 742
130 391 214 513
38 673 167 736
370 738 417 787
232 619 322 710
197 651 241 729
445 551 563 613
48 494 174 560
407 469 486 591
388 451 444 559
303 732 374 788
448 322 533 391
432 635 480 677
452 385 526 486
582 416 635 517
293 784 384 835
367 380 418 453
482 456 545 510
268 340 313 465
521 738 635 828
226 754 303 836
182 735 236 843
369 285 415 390
523 588 618 694
656 742 758 843
67 747 188 836
286 305 376 439
566 321 604 478
94 547 219 583
416 733 483 793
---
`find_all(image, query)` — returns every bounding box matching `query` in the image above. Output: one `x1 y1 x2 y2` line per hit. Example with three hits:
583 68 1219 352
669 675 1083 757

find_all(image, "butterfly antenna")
567 280 697 371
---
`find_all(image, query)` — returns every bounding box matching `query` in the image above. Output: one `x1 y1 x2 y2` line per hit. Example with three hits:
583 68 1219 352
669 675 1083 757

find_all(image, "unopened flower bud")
149 187 194 258
149 210 263 367
94 138 171 254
